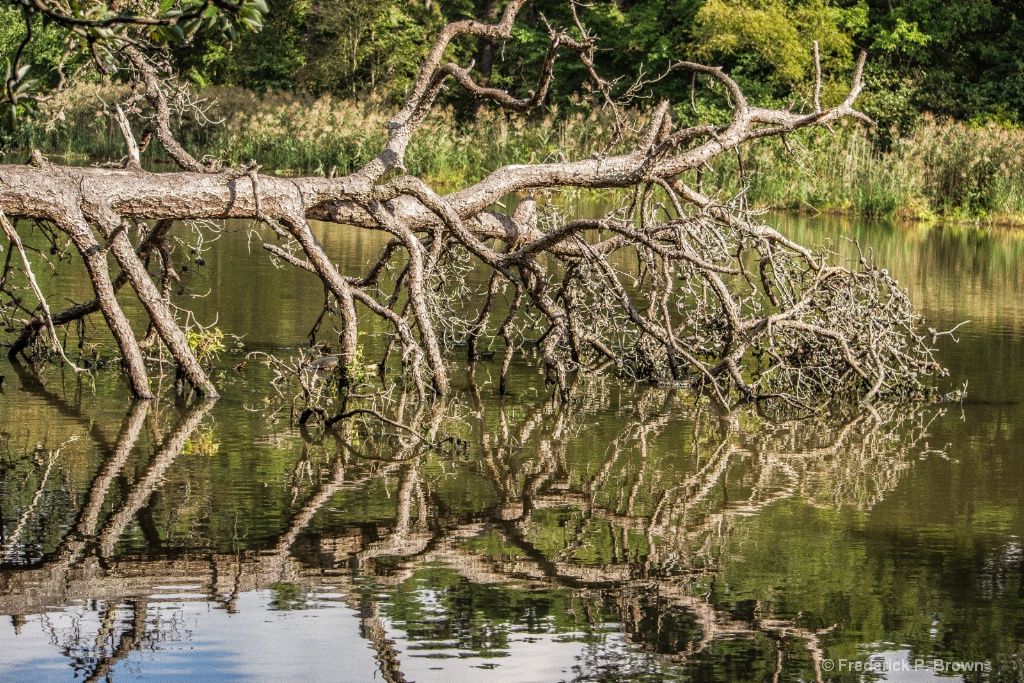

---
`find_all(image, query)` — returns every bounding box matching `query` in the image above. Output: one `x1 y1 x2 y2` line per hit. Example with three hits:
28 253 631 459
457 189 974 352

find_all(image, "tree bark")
60 215 154 399
97 215 218 396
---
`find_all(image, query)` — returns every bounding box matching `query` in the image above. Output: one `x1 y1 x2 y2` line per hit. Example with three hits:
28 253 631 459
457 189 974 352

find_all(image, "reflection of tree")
0 395 213 681
393 393 942 679
3 400 150 571
0 386 944 682
76 597 148 683
342 389 943 681
97 402 214 558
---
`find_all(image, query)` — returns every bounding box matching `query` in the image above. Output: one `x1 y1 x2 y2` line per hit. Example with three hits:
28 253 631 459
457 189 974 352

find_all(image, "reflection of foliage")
268 582 308 611
383 568 599 657
3 374 1020 683
461 531 525 559
991 649 1024 683
182 428 220 456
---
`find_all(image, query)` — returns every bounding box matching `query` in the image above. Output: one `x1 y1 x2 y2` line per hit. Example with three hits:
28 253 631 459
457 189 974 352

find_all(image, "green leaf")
152 23 185 44
168 23 185 43
14 78 38 95
181 17 202 34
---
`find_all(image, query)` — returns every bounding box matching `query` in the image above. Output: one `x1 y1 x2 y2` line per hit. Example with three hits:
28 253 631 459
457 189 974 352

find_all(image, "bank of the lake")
10 85 1024 226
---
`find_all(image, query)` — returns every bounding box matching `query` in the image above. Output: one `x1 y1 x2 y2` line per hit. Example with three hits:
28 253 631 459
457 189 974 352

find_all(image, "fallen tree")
0 0 950 409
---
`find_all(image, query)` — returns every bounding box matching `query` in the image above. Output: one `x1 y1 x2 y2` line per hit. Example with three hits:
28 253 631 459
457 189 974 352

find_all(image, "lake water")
1 211 1022 682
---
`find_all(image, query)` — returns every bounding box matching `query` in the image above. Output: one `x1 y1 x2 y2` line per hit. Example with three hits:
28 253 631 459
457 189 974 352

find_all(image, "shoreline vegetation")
9 84 1024 226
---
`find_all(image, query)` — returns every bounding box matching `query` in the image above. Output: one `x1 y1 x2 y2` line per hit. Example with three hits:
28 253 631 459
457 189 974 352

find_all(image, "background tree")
10 0 1016 132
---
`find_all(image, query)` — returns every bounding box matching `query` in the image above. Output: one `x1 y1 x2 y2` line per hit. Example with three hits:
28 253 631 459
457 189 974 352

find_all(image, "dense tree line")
2 0 1023 134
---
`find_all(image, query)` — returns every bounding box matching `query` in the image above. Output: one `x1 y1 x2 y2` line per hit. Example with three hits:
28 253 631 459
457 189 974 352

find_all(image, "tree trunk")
62 218 153 399
99 218 218 397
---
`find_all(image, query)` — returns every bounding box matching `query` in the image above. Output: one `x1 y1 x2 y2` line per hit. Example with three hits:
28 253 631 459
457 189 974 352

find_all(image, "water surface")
1 213 1022 682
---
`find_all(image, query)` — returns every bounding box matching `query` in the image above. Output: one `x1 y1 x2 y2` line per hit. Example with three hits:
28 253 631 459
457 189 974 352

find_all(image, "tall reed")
9 86 614 188
10 85 1024 223
710 117 1024 223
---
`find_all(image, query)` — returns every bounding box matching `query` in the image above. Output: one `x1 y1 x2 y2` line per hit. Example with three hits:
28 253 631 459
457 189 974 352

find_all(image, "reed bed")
711 117 1024 224
11 86 1024 224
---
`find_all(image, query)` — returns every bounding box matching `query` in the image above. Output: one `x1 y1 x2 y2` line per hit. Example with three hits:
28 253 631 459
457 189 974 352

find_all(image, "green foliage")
187 326 226 365
153 0 1024 134
299 0 448 96
173 0 305 89
693 0 864 92
0 0 270 134
461 530 527 558
342 344 371 387
172 0 451 96
0 6 80 131
858 0 1024 127
869 17 930 55
7 0 1024 131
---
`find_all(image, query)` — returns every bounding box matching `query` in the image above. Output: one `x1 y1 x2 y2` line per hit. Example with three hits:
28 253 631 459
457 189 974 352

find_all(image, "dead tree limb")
0 2 952 409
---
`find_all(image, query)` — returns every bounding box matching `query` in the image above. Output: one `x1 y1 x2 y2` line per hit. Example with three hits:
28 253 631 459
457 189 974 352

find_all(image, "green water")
0 213 1022 682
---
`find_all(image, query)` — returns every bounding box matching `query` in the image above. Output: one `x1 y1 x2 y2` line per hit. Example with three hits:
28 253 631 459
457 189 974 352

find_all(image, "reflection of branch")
357 463 431 563
47 401 151 570
273 452 347 557
246 436 407 596
7 360 116 452
97 400 216 558
2 438 65 561
0 400 200 617
81 598 148 683
360 600 409 683
760 620 835 683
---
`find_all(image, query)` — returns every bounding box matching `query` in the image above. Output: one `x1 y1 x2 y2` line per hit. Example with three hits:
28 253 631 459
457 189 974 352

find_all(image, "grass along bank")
7 85 615 189
710 117 1024 225
9 86 1024 225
